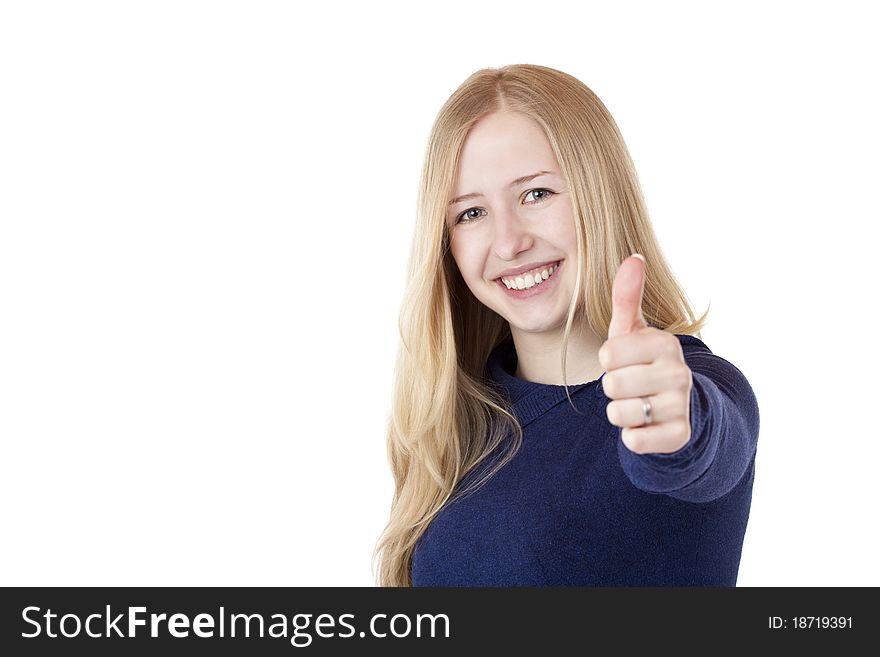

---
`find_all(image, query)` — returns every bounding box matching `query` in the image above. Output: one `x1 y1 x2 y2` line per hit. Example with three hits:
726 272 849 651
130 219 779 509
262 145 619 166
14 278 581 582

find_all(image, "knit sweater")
411 334 760 586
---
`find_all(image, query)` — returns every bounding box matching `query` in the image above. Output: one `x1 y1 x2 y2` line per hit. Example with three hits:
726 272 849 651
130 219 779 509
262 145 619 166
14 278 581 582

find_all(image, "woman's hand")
598 254 694 455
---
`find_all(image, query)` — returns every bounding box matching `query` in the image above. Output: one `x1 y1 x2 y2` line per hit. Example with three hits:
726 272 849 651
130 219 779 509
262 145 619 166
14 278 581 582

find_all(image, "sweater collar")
484 341 607 428
483 334 709 428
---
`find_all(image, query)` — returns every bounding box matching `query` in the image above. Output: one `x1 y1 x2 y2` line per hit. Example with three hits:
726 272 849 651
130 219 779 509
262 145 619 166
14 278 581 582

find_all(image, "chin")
508 313 567 334
514 323 565 335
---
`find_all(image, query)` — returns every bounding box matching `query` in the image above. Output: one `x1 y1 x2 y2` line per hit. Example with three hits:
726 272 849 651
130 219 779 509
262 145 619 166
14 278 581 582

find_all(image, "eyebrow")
448 170 557 207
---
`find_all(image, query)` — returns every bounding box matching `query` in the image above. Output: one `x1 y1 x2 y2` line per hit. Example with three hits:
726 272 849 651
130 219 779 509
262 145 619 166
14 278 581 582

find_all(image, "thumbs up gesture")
598 254 694 454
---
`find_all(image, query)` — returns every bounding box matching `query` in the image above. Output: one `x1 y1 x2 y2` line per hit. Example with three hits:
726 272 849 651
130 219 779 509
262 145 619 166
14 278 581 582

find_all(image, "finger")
601 362 686 400
605 389 687 428
607 253 648 340
620 420 691 455
598 327 670 371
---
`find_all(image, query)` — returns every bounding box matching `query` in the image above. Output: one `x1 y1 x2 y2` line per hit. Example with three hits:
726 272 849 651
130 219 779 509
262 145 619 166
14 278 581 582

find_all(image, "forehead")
454 111 559 190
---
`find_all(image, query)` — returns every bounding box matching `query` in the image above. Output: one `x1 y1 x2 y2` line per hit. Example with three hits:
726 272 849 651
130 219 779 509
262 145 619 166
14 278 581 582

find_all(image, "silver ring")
640 396 652 426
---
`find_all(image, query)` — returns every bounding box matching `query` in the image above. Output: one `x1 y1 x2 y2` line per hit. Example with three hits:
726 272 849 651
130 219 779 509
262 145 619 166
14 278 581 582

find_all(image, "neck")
510 322 605 385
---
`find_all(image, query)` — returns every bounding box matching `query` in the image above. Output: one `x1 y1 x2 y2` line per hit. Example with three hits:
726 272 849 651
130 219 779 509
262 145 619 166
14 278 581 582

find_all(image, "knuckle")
680 389 691 415
626 429 646 454
676 420 690 442
606 401 619 425
602 374 614 398
676 365 691 389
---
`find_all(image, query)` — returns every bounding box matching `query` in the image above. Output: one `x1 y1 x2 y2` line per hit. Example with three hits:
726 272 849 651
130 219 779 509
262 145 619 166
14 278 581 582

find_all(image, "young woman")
373 64 760 587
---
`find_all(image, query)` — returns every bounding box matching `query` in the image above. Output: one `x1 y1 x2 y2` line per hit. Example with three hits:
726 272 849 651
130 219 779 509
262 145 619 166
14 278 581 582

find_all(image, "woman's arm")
615 347 761 503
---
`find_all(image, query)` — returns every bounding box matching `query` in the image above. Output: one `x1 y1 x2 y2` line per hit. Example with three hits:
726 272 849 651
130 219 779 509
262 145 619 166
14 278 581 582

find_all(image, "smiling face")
446 110 580 336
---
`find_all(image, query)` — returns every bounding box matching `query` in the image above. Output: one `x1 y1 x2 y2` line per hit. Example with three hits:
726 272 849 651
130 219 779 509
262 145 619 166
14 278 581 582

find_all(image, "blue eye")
454 188 556 225
457 207 485 224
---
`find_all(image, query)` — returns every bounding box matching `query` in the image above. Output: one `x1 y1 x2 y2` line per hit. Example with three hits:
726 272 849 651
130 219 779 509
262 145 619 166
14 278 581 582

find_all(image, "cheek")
450 242 484 282
548 201 578 243
551 227 579 260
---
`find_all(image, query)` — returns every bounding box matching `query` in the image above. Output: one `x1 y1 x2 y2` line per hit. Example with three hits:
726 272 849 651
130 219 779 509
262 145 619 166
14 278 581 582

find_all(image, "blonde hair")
372 64 709 586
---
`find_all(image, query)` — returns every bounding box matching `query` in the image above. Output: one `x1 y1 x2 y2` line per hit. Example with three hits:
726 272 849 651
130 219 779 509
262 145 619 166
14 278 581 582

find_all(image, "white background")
1 1 876 586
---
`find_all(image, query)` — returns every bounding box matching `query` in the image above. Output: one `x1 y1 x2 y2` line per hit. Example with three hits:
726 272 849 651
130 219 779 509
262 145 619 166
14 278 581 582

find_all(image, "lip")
495 260 563 299
495 260 562 279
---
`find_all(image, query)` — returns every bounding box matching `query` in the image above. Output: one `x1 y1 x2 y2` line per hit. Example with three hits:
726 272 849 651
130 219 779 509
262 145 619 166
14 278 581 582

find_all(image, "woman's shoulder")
674 333 711 351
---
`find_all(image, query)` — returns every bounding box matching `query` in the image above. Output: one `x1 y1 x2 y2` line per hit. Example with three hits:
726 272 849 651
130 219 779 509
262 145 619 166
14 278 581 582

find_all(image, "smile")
495 260 563 298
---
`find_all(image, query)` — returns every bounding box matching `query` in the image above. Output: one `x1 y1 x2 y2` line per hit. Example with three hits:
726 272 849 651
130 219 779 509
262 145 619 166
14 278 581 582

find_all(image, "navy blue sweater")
411 334 760 586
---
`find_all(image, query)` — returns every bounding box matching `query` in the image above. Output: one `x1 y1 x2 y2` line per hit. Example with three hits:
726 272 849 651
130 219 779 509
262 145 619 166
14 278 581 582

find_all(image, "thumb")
607 253 649 339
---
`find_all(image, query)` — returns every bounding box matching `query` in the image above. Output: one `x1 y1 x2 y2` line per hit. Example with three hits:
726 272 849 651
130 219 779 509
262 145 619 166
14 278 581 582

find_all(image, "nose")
492 208 534 261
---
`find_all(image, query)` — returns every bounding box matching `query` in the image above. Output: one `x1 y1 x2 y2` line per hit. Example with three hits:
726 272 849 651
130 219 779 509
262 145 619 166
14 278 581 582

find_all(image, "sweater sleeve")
615 341 760 503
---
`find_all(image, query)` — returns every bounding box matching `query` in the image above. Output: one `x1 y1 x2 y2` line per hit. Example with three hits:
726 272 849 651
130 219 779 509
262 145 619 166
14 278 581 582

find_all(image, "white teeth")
502 263 558 290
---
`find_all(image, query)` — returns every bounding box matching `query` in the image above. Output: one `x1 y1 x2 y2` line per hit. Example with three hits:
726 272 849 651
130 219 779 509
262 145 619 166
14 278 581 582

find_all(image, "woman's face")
446 110 579 335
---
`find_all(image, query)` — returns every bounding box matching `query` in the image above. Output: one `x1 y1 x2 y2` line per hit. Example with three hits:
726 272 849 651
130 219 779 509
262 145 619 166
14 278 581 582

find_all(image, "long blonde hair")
372 64 709 586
